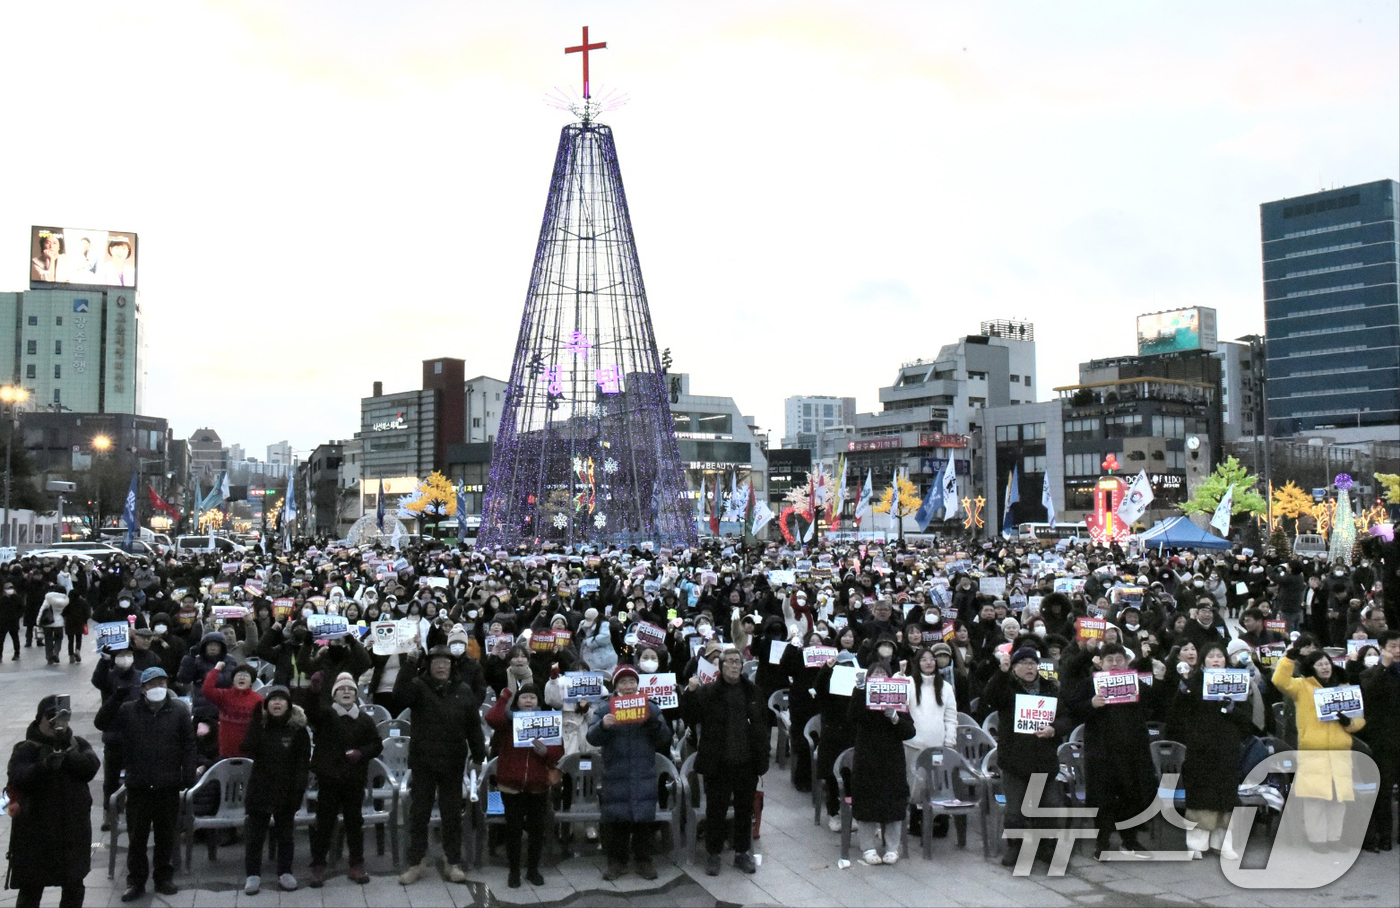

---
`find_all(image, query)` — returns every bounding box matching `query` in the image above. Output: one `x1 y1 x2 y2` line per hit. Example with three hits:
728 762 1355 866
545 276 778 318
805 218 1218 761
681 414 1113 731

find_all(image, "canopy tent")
1138 516 1232 551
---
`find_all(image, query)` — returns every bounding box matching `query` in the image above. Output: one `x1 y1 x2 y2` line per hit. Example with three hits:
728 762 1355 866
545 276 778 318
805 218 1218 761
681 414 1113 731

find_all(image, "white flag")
1116 470 1154 525
1041 472 1057 529
1210 485 1234 536
751 499 775 536
941 457 959 521
697 476 707 523
854 470 874 524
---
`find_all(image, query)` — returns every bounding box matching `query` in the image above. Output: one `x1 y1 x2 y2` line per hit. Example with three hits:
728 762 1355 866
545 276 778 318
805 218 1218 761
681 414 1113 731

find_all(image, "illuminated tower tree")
479 38 695 549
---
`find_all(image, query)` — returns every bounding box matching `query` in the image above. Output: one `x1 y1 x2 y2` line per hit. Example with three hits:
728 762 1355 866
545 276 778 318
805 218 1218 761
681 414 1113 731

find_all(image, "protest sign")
485 633 515 658
94 621 129 652
272 597 295 620
1053 578 1085 595
1013 694 1057 734
980 577 1006 598
210 581 232 599
372 619 419 655
1258 644 1285 668
638 673 678 709
1085 600 1106 619
1345 639 1378 655
803 645 838 668
866 677 912 712
1202 668 1251 702
634 621 666 648
610 695 650 724
1093 670 1140 705
212 605 249 621
577 578 599 596
1075 618 1106 644
695 656 719 685
221 561 242 576
308 613 350 640
1038 661 1059 682
563 671 608 704
529 632 556 653
1313 685 1364 722
768 569 797 587
1110 586 1144 607
243 579 264 598
511 711 564 748
1026 595 1043 616
1264 619 1287 636
828 664 864 698
768 639 789 665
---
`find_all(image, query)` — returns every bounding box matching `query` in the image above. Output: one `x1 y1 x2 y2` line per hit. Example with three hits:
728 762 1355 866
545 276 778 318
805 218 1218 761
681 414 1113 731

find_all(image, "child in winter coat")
486 683 563 888
202 662 264 758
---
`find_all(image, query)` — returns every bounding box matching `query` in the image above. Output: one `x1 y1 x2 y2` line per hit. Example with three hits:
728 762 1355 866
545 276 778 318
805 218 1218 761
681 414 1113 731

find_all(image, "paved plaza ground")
1 652 1396 908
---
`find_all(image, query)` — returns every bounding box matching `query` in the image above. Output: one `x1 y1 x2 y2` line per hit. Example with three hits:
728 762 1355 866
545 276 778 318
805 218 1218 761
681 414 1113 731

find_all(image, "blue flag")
1001 465 1020 537
456 482 468 542
122 472 139 547
914 460 945 531
283 469 297 545
376 477 386 531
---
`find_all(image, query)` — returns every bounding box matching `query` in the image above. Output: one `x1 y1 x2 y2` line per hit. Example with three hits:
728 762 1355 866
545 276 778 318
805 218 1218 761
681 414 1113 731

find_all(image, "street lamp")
0 386 29 547
91 434 112 537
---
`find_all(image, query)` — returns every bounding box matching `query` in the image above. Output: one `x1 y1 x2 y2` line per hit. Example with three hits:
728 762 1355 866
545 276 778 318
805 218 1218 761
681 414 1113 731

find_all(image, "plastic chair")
363 703 392 726
956 712 980 729
981 711 1000 741
653 753 684 855
467 757 508 869
915 747 979 858
106 785 128 879
768 690 791 768
980 749 1006 860
181 757 254 867
257 662 277 684
1148 740 1187 847
360 757 400 867
1271 700 1295 748
742 659 758 683
954 725 996 784
550 751 603 853
1068 723 1085 745
804 715 823 824
377 718 411 739
1057 741 1087 810
396 707 413 723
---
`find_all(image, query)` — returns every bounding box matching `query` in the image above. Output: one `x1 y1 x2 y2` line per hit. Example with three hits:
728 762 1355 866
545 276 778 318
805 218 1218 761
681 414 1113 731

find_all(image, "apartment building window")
54 340 62 355
26 316 37 326
26 340 36 355
55 316 63 326
53 365 61 379
25 365 35 380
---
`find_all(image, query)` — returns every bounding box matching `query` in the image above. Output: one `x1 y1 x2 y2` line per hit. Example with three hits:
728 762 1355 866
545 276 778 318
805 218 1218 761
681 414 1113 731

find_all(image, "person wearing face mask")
6 694 101 908
91 644 143 817
1181 600 1229 652
443 624 487 703
1272 645 1367 851
1357 629 1400 852
94 667 196 902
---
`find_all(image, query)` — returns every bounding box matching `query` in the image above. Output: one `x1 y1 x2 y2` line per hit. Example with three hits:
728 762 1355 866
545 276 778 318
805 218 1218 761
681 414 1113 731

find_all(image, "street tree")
1179 456 1266 525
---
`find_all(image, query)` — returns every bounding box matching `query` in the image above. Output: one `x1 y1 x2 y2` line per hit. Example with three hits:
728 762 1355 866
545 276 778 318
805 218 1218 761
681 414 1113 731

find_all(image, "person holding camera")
5 695 101 907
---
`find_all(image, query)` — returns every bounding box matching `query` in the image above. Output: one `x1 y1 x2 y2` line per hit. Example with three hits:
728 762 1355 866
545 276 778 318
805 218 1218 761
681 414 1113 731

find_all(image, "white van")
173 535 248 556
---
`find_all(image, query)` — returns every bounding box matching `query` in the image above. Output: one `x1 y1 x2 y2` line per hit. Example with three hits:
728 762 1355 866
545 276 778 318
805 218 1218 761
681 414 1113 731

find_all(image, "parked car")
173 535 248 557
1292 534 1328 559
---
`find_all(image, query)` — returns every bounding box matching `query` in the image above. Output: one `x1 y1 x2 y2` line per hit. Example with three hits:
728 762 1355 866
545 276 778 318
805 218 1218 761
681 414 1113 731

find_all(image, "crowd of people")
4 525 1398 905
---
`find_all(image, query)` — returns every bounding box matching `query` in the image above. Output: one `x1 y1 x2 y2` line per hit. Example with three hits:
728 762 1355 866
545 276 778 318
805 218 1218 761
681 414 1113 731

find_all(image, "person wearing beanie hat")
240 685 310 894
394 635 489 886
982 634 1065 867
484 681 563 888
93 656 195 901
1272 642 1367 850
588 660 672 881
7 693 101 906
305 664 382 887
202 658 265 759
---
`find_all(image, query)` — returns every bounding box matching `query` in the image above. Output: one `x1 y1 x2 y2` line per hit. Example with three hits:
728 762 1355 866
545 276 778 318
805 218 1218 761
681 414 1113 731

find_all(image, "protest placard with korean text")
1313 685 1364 722
1202 668 1251 702
1093 670 1140 704
610 695 650 724
866 676 912 712
511 711 563 748
1013 694 1057 734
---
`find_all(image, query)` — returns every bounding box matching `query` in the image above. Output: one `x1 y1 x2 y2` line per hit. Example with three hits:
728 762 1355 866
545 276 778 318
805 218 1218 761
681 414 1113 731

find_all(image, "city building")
666 372 769 508
187 427 227 486
1215 336 1266 443
464 375 508 443
267 440 293 467
0 287 144 414
980 401 1063 531
358 358 466 513
781 395 856 451
307 441 348 537
840 319 1037 525
1261 179 1400 441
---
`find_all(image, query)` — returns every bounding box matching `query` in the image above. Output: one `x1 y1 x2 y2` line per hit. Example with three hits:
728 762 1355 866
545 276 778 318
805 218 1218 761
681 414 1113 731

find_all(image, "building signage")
919 432 969 448
372 412 407 431
847 437 901 452
1148 472 1185 490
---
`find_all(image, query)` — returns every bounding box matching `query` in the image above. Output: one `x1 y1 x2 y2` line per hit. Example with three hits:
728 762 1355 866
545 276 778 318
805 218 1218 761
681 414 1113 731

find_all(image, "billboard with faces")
30 226 138 290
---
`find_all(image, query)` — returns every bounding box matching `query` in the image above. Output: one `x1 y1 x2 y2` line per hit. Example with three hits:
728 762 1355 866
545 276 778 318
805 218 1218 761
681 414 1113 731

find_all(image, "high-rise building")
188 428 226 486
782 395 856 448
0 288 144 413
1261 179 1399 439
266 440 293 467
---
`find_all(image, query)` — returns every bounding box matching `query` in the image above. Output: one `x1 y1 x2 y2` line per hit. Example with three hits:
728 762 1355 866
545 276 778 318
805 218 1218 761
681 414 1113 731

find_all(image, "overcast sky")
2 0 1396 460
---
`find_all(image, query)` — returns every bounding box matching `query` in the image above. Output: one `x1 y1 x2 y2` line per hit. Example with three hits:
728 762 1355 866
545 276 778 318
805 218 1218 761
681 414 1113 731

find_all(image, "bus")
1015 521 1088 542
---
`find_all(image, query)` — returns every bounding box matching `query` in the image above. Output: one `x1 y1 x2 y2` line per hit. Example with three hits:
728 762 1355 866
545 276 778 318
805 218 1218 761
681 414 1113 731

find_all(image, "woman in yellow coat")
1272 648 1366 849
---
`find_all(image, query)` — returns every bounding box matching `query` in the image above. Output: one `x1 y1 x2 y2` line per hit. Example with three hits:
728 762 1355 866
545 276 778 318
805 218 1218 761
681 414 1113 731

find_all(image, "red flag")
148 486 180 520
708 473 721 535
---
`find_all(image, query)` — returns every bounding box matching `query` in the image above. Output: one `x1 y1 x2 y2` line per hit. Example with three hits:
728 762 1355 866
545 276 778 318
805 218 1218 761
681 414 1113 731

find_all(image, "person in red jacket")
202 662 264 758
485 683 563 889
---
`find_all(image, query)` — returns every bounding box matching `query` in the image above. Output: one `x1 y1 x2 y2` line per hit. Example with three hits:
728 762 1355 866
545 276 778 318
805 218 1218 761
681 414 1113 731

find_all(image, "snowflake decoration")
594 513 607 529
603 457 619 475
552 513 568 530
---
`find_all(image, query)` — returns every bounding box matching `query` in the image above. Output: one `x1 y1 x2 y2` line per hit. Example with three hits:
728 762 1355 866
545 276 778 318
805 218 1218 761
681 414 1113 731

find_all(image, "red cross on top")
565 26 607 99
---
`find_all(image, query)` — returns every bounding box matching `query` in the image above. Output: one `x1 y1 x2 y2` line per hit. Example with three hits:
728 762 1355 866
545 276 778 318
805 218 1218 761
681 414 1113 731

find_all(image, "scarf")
332 702 360 720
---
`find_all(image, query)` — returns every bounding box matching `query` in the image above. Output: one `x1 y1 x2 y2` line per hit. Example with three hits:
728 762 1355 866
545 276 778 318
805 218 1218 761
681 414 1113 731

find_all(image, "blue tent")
1139 516 1232 551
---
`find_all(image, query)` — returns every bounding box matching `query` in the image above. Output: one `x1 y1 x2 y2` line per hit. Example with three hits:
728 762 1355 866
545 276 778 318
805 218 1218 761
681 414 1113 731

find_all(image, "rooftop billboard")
1136 307 1217 356
30 226 138 290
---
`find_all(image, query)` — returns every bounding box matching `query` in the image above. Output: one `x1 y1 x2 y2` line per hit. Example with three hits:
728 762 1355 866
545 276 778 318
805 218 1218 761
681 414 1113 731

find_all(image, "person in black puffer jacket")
394 646 488 885
240 686 310 894
305 673 382 887
6 695 102 907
